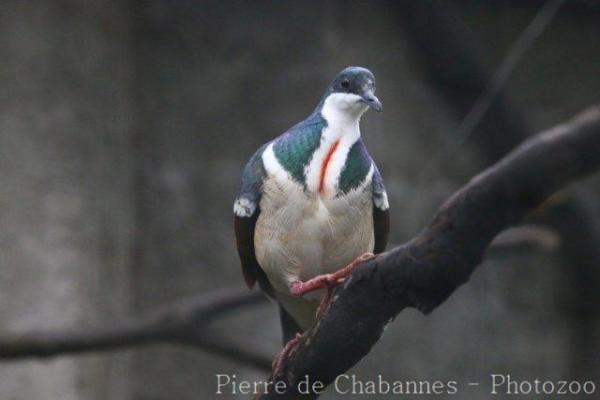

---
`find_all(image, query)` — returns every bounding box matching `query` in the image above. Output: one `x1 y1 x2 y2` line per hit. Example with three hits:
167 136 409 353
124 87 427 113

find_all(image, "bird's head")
320 66 382 119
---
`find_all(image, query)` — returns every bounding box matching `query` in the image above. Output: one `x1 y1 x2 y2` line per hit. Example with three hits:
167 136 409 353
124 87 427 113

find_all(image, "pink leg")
289 252 375 317
270 254 375 376
290 253 375 296
272 333 302 377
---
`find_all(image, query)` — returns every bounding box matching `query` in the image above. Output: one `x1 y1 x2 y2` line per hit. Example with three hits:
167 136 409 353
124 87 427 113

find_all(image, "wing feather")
233 144 273 295
372 164 390 254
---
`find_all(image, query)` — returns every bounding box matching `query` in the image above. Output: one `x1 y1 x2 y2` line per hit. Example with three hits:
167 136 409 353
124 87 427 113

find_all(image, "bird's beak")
360 90 382 112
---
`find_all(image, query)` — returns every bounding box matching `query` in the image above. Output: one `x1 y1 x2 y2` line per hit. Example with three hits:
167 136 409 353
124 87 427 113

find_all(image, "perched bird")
234 66 389 351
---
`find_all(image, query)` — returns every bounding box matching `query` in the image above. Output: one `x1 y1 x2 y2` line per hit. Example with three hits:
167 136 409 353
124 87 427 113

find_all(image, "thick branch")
0 287 271 371
259 106 600 399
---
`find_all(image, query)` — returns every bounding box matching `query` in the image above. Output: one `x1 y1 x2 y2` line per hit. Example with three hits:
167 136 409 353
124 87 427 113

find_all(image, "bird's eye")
341 79 350 89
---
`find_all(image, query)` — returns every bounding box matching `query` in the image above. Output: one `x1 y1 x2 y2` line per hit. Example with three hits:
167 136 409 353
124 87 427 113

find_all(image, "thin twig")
487 224 560 255
0 287 271 371
453 0 565 148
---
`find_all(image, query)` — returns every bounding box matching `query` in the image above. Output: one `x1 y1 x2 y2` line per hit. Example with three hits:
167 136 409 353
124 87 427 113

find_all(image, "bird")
233 66 389 367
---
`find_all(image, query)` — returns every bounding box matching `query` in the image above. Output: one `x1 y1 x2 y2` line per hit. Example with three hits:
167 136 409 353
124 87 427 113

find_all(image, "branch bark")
258 106 600 399
0 287 271 371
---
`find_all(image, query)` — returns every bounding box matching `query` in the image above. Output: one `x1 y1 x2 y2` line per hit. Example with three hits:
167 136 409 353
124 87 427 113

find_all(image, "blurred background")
1 0 600 399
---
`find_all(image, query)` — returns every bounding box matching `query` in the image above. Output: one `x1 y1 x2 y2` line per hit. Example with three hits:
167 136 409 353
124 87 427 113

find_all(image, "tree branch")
259 106 600 399
0 287 271 371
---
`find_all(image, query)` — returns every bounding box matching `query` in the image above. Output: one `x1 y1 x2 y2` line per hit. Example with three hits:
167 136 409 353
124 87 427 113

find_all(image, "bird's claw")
289 252 376 317
289 252 375 297
290 275 335 296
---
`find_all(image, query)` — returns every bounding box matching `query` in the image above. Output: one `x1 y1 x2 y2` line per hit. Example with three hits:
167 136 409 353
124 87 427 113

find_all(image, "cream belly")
254 175 374 328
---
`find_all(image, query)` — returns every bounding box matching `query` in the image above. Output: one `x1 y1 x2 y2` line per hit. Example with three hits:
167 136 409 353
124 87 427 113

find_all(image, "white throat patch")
321 93 369 121
302 93 366 197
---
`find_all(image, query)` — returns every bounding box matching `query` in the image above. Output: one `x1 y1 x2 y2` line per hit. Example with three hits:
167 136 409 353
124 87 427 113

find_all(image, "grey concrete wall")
0 1 134 399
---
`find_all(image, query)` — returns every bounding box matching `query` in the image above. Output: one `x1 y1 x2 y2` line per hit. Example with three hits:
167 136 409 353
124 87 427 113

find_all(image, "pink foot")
289 253 375 317
290 253 375 296
272 333 302 377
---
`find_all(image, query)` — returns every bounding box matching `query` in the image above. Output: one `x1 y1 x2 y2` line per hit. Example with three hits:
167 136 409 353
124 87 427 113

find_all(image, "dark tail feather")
278 304 303 345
